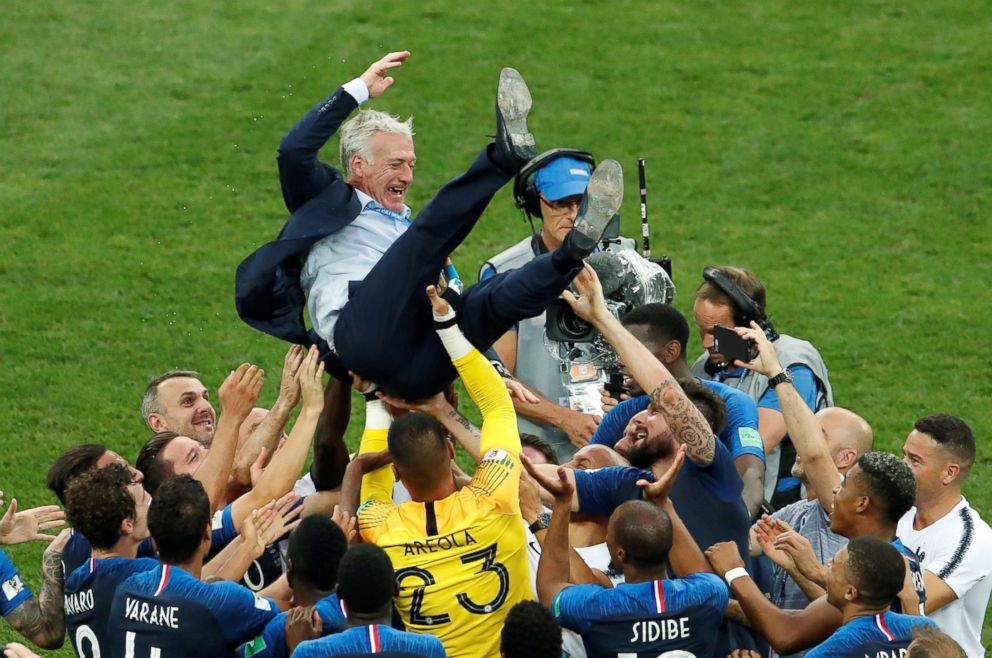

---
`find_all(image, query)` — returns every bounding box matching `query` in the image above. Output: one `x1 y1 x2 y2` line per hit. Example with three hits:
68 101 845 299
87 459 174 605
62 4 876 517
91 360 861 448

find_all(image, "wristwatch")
767 369 793 388
528 511 552 534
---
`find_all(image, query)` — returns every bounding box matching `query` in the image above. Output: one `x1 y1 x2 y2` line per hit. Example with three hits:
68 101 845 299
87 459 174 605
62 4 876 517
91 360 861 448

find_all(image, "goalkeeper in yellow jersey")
356 284 531 658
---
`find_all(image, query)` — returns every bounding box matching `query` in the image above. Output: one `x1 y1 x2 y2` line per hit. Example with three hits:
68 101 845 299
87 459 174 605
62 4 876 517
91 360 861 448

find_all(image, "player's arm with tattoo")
6 531 70 648
562 265 715 465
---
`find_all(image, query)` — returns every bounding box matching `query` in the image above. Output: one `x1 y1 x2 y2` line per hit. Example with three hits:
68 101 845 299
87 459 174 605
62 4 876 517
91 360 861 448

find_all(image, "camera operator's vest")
482 235 635 460
691 334 833 507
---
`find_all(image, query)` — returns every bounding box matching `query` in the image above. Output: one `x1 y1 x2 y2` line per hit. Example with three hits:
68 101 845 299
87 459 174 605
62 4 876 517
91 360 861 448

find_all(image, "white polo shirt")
897 497 992 658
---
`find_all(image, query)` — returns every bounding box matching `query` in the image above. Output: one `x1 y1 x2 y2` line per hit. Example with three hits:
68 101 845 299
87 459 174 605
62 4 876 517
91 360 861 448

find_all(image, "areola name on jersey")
402 529 478 556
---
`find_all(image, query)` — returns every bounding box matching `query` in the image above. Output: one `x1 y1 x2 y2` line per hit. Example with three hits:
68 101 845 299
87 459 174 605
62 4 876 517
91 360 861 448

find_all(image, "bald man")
733 326 874 656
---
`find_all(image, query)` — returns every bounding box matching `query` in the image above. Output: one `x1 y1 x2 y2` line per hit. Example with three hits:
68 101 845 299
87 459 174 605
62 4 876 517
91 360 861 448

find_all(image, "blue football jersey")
552 573 729 658
62 530 157 578
208 503 288 593
65 556 159 658
239 593 347 658
805 612 936 658
107 563 279 658
293 624 447 658
0 548 32 617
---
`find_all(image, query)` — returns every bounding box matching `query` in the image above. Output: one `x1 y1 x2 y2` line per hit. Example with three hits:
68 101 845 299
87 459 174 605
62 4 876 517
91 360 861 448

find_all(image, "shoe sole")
497 68 536 155
574 159 624 243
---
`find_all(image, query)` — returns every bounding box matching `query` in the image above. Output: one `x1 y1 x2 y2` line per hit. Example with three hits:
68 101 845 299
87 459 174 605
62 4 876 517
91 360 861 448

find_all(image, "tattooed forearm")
447 408 481 439
5 550 65 648
649 380 716 465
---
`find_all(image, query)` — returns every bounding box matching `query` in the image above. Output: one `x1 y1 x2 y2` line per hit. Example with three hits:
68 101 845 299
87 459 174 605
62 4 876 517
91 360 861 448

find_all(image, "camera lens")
558 309 590 340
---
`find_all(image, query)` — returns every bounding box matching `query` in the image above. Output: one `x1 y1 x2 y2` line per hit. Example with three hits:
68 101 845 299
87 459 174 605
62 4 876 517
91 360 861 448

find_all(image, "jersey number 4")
394 543 509 626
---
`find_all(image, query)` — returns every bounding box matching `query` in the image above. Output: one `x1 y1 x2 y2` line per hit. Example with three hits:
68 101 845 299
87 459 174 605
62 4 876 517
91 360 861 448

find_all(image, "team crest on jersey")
253 595 272 611
482 448 514 468
2 575 25 600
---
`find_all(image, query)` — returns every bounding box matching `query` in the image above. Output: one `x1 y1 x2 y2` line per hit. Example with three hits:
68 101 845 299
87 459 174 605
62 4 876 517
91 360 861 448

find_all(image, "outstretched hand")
636 444 685 507
360 51 410 99
521 455 574 505
0 496 66 545
733 322 783 377
560 263 609 324
298 345 326 413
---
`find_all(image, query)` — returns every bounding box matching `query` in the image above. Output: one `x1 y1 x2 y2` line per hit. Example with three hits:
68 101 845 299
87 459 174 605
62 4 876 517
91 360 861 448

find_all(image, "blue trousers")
331 146 584 398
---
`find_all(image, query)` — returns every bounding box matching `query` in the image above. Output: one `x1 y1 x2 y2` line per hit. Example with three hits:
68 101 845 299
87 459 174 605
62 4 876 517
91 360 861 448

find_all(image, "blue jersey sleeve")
704 381 764 462
758 364 819 412
550 584 603 633
662 573 729 614
574 466 650 516
208 504 239 558
590 396 649 447
0 549 33 617
239 612 287 658
201 580 280 645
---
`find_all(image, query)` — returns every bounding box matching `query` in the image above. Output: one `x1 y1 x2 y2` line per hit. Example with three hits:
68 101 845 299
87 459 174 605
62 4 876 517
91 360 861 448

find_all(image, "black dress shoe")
492 67 536 174
563 159 624 259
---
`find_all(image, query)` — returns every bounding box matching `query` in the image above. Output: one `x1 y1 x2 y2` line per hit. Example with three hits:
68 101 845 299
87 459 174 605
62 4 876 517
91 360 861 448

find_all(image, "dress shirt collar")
354 189 412 224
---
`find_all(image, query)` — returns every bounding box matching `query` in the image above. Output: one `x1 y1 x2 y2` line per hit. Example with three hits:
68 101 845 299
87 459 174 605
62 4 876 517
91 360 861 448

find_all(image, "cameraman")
690 266 833 509
481 151 636 460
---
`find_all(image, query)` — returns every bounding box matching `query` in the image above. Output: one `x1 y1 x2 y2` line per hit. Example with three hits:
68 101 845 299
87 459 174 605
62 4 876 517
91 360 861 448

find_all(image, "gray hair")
339 109 414 179
141 370 199 427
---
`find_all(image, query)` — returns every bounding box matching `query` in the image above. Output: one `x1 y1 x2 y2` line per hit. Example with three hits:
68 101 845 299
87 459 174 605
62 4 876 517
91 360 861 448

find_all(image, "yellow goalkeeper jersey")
357 348 531 658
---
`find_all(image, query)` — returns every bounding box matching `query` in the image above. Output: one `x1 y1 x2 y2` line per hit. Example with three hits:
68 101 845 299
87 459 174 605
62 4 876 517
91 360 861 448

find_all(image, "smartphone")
713 324 758 364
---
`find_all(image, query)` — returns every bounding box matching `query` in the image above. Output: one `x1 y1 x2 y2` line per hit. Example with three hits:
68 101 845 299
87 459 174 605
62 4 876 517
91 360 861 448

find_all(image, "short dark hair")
287 516 348 592
680 378 727 436
500 600 562 658
612 500 673 568
387 412 449 490
695 266 767 325
853 452 917 524
136 432 180 495
520 433 558 465
64 463 136 550
907 625 966 658
148 475 210 564
337 543 394 615
47 444 108 505
914 414 975 474
621 303 690 356
846 536 906 607
141 370 200 426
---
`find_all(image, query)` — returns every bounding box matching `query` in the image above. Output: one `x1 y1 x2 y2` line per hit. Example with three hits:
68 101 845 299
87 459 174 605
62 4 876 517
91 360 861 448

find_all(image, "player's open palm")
636 444 685 507
219 363 264 418
0 497 65 545
298 345 326 414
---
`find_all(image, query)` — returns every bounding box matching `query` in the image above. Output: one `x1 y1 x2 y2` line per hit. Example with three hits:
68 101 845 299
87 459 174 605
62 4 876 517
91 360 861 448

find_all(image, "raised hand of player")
521 455 574 505
704 541 745 577
426 284 450 319
376 390 446 416
2 642 43 658
504 377 540 404
753 515 795 571
733 322 783 376
359 51 410 99
276 344 305 409
258 493 303 547
241 508 270 559
774 530 824 583
518 467 544 525
285 606 323 653
298 345 326 415
218 363 265 420
561 263 609 324
331 505 357 543
0 496 66 545
636 444 685 507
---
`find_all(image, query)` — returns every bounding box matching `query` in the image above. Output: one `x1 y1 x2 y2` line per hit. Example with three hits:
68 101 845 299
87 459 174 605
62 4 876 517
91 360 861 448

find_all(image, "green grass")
2 0 990 653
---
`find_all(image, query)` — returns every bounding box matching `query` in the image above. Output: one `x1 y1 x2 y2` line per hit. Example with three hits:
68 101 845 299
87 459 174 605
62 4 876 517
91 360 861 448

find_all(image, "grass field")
2 0 990 653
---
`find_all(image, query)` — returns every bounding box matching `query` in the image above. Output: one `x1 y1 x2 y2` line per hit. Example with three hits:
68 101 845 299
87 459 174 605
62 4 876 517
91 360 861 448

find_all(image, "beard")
627 437 674 470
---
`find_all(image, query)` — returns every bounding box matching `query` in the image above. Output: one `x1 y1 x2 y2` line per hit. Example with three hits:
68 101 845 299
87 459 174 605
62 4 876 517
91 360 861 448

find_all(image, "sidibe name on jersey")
629 617 691 643
124 597 180 628
403 529 478 556
64 589 95 615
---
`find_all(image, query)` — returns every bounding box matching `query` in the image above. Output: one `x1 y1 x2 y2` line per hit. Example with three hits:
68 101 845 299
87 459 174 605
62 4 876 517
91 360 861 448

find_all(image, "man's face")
564 445 621 471
692 298 736 368
829 466 864 537
128 480 152 542
96 450 145 486
160 436 209 476
615 407 674 469
353 131 416 213
521 445 551 466
539 194 583 251
150 377 215 444
902 429 949 504
825 546 852 609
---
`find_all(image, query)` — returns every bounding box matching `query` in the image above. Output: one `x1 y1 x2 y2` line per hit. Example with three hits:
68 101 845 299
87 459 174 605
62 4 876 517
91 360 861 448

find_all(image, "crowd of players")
2 52 990 658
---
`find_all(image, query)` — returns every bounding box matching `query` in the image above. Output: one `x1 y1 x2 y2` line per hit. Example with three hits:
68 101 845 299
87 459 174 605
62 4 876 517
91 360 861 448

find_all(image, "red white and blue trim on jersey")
154 565 171 596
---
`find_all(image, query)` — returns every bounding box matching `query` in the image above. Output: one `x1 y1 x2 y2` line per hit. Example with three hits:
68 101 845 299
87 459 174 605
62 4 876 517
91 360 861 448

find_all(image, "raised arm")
2 531 70 649
376 391 482 462
277 52 410 212
734 323 839 511
231 345 304 487
564 265 715 465
195 364 264 514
